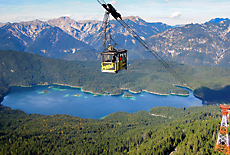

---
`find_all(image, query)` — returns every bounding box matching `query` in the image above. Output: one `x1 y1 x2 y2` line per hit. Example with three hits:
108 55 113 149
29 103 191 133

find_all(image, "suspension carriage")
101 46 127 73
99 0 127 73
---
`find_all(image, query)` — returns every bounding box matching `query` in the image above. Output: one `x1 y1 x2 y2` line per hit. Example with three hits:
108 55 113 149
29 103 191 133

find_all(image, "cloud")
75 1 82 5
170 11 182 18
109 0 118 5
64 14 72 17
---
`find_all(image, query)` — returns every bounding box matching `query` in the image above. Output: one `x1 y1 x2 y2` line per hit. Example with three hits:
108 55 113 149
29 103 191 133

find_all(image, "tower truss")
215 104 230 154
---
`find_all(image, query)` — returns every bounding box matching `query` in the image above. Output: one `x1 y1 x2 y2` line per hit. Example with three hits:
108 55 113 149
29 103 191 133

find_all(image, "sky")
0 0 230 25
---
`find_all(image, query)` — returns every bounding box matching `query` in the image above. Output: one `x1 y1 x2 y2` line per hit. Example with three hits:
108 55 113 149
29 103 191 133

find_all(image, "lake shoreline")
120 88 189 97
0 83 192 106
4 83 190 97
1 84 203 119
52 83 191 97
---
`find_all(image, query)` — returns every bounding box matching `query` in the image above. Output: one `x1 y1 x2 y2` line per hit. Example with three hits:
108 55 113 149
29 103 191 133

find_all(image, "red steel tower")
215 104 230 154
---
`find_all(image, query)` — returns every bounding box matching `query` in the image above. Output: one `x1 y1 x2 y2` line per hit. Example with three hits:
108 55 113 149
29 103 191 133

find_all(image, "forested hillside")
194 86 230 104
0 104 222 154
0 50 229 154
0 50 186 98
1 50 230 103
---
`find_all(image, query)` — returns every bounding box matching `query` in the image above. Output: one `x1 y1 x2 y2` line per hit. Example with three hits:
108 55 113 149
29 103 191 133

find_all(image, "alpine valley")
1 16 230 67
1 16 230 154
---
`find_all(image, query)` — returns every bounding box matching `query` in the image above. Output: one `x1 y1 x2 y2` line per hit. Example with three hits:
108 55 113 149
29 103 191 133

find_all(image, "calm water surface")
2 85 202 119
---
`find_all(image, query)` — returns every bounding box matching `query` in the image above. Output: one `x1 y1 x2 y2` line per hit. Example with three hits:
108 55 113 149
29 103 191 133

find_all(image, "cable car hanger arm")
97 0 122 20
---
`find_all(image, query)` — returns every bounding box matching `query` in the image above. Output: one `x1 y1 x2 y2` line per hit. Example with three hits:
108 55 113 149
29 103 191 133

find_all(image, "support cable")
98 1 191 88
117 19 189 88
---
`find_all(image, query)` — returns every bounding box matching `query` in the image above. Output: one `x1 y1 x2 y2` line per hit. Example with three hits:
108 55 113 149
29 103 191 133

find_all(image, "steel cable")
98 1 191 88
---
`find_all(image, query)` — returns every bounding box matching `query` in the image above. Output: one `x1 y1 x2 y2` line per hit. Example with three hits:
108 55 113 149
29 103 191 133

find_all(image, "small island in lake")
123 93 133 98
74 94 81 97
42 90 49 93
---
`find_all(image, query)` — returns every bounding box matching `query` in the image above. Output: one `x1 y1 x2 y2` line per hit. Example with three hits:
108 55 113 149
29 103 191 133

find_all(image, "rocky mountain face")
146 20 230 67
47 16 171 55
0 19 99 60
208 18 229 23
0 16 171 61
0 23 6 27
0 16 230 67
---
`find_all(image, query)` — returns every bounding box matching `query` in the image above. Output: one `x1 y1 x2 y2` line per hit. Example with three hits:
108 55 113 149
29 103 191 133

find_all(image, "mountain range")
0 19 99 60
0 16 230 67
147 20 230 67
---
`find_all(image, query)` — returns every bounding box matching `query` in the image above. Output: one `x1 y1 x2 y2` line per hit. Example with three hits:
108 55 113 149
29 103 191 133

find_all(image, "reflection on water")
1 85 202 119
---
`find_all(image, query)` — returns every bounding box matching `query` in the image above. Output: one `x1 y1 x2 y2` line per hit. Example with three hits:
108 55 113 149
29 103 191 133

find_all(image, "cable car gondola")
101 45 127 73
99 1 127 73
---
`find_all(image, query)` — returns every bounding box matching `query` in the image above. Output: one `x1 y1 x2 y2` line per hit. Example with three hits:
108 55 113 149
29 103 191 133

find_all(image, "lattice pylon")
215 104 230 154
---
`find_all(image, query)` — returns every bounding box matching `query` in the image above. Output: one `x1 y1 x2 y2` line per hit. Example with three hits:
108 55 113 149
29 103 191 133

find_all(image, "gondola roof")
101 49 127 55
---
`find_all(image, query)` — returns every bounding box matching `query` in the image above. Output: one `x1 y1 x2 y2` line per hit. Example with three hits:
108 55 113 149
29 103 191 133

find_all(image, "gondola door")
101 52 118 73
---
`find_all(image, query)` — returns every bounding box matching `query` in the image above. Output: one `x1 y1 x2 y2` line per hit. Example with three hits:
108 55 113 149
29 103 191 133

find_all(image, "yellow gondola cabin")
101 45 127 73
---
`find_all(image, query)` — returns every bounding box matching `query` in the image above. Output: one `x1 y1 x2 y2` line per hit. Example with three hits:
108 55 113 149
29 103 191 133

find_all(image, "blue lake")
1 85 202 119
